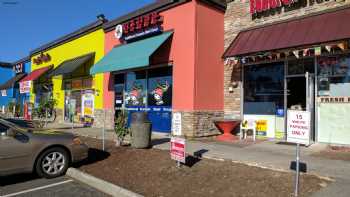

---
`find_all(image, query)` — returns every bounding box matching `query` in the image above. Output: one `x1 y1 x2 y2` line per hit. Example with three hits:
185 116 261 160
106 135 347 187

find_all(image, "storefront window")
125 71 147 107
147 67 172 107
288 58 314 75
244 62 284 115
317 54 350 96
114 74 125 110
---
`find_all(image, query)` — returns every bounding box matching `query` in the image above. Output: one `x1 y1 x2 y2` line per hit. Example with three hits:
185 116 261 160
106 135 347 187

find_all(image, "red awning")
223 7 350 57
20 66 51 82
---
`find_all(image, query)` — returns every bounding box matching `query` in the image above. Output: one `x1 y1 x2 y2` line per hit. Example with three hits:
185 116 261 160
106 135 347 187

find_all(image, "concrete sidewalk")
48 124 350 197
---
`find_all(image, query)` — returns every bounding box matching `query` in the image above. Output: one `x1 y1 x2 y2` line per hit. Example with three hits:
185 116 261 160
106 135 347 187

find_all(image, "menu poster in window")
82 93 94 117
256 120 267 136
125 82 145 106
149 79 171 106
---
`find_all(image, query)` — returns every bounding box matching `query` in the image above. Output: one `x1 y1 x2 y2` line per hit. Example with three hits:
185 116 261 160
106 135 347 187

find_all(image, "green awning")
49 52 95 77
90 31 173 75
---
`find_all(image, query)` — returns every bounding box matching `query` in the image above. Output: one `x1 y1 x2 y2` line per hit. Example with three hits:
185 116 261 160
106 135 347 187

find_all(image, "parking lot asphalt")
0 174 109 197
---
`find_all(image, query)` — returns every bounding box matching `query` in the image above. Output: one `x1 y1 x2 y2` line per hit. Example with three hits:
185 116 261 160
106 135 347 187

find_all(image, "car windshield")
0 118 28 132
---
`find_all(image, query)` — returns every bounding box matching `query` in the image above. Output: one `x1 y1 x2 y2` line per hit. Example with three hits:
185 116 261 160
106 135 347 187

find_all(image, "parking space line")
1 179 74 197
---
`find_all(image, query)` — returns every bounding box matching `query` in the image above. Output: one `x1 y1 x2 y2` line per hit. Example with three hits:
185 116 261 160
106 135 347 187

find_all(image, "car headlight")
73 137 83 145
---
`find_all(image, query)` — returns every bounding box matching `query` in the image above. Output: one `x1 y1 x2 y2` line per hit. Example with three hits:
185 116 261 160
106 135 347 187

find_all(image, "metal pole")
102 109 106 151
71 113 74 129
176 161 181 168
294 143 300 197
45 108 48 127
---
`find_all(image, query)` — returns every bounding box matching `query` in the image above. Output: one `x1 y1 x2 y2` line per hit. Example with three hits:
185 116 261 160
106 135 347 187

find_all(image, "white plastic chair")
240 119 256 141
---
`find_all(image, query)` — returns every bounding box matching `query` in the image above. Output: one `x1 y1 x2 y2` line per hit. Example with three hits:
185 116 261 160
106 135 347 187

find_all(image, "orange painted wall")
160 1 197 110
103 32 122 109
194 1 224 110
104 1 197 111
103 0 224 111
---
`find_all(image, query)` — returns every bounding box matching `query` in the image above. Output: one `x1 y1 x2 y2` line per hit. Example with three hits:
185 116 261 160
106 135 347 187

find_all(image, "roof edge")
103 0 186 32
12 56 30 65
0 62 13 68
30 19 108 56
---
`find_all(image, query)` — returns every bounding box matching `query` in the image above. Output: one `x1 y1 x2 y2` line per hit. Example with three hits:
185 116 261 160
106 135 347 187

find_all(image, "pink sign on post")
287 110 311 145
170 137 186 163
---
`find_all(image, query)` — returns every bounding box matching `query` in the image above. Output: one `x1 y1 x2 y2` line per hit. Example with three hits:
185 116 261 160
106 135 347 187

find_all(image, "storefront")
224 1 350 144
29 17 107 126
0 62 16 114
91 0 226 134
13 57 31 117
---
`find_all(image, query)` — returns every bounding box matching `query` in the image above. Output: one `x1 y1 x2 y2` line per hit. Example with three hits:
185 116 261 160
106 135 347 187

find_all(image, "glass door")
285 72 315 141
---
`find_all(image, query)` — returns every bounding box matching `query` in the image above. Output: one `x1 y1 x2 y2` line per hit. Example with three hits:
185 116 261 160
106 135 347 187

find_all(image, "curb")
66 168 143 197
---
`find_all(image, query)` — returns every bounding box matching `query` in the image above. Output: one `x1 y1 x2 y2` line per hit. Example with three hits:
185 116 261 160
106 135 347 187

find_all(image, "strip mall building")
27 18 106 126
224 0 350 144
92 0 225 134
26 0 226 135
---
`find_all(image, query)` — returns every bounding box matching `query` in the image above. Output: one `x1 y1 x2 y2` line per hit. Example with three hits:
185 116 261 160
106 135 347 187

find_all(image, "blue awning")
90 31 173 75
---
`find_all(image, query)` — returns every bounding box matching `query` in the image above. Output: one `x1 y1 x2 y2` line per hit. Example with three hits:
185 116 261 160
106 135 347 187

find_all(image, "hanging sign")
115 12 163 41
287 110 311 145
1 90 7 96
20 81 31 94
82 92 94 117
14 63 23 74
170 137 186 163
172 112 182 136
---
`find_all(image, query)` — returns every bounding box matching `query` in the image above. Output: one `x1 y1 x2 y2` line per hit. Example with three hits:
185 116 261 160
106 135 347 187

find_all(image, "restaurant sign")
33 53 51 65
20 81 31 94
250 0 294 14
14 63 23 74
115 12 163 41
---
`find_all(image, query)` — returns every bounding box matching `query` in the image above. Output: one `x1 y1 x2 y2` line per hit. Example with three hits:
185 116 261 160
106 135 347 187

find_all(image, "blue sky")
0 0 155 62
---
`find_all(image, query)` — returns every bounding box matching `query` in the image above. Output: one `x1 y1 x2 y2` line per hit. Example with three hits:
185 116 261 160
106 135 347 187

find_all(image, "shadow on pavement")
194 149 209 158
0 173 39 186
73 148 110 168
185 155 202 168
151 138 170 146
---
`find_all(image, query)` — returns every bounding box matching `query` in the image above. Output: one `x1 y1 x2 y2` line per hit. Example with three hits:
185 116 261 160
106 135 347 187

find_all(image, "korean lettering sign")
287 110 311 145
115 12 163 41
249 0 293 14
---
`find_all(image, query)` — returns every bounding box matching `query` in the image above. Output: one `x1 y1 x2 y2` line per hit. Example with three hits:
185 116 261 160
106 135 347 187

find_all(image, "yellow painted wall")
30 29 105 110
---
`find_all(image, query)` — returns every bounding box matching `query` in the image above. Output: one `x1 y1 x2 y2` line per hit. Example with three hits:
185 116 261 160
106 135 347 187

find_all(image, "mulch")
77 137 329 197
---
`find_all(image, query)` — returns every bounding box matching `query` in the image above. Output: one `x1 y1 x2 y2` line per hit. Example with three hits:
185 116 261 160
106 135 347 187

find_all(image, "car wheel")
36 147 69 179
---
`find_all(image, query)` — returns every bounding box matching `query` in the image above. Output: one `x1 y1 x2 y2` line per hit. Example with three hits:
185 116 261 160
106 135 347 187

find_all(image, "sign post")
287 110 311 197
170 137 186 167
171 112 185 167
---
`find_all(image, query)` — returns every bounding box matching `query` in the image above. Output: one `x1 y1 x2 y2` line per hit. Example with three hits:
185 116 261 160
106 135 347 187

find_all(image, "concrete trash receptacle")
130 112 152 148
